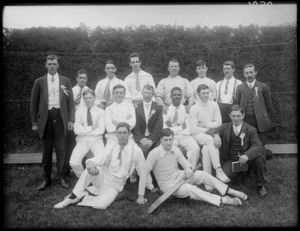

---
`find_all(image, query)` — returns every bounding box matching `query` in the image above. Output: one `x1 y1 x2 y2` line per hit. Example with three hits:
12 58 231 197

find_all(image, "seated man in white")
95 59 131 109
137 128 247 207
189 84 230 184
69 89 105 178
163 87 200 169
105 84 136 149
54 122 156 210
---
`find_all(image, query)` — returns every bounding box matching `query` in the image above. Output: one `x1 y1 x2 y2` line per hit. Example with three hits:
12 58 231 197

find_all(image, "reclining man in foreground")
137 128 248 207
54 122 155 209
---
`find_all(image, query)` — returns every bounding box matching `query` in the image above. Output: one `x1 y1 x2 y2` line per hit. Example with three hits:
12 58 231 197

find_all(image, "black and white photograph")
3 3 297 228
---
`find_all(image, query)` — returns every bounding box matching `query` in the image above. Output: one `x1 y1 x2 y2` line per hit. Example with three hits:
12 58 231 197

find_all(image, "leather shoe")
36 180 51 191
257 186 268 197
60 178 70 189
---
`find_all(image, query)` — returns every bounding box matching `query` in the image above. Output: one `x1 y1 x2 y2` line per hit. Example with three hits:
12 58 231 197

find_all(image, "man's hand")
144 139 153 149
162 105 169 115
68 122 74 131
198 121 206 128
165 120 172 127
87 167 99 176
213 134 222 148
92 121 98 130
137 195 147 205
140 138 148 146
32 124 39 135
133 103 139 109
185 167 193 179
97 102 105 109
151 187 159 193
181 122 187 130
239 155 249 166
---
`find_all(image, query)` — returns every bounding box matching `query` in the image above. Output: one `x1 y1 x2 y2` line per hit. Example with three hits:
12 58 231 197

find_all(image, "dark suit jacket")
132 102 163 144
30 74 75 138
216 122 265 165
235 80 272 132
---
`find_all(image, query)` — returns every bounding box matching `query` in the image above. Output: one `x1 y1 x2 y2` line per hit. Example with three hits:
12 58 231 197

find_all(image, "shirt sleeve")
185 80 194 98
105 106 116 132
126 103 136 130
155 79 164 99
89 109 106 136
138 149 157 196
94 81 103 105
74 109 92 135
206 102 222 128
188 105 208 134
176 148 193 170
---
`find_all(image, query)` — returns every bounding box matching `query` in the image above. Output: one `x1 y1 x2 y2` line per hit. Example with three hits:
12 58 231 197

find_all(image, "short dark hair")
223 60 235 69
197 84 209 94
161 128 174 138
46 54 58 61
169 58 179 65
116 122 130 132
82 88 95 97
171 87 182 95
77 69 88 76
113 84 126 93
142 84 155 94
243 63 256 71
230 104 244 114
105 59 115 66
128 53 140 63
196 60 206 67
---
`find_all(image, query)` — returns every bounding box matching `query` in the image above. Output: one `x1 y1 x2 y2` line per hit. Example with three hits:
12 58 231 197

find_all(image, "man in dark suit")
132 84 163 158
30 54 75 190
213 105 268 197
235 63 273 158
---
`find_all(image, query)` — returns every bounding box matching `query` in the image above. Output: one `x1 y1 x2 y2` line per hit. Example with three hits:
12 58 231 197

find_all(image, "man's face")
113 87 125 103
198 88 210 103
230 110 245 126
243 66 257 83
45 59 59 75
161 135 174 151
83 93 95 109
116 126 130 146
142 88 154 103
196 65 208 78
168 61 180 77
129 56 141 72
223 64 235 78
105 63 116 78
171 89 182 106
76 74 88 88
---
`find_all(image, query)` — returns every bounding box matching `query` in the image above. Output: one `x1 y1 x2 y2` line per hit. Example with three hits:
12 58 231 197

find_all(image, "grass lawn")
4 155 298 228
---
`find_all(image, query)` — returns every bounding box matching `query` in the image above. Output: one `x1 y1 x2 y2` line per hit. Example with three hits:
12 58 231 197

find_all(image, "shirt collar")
233 122 243 133
224 76 234 82
198 99 210 107
47 73 59 80
158 144 175 158
247 80 256 88
143 101 152 106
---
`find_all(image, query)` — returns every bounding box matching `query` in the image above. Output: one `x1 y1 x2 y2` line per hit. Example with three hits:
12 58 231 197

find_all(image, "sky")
2 3 297 30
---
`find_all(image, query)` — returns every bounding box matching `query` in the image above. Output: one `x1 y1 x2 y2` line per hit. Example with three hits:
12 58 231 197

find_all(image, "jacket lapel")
43 75 48 103
148 102 157 122
138 102 146 123
225 122 232 144
59 75 63 102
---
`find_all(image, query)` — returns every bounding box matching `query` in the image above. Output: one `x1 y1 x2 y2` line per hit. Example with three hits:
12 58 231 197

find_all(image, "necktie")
103 79 112 102
135 73 141 92
172 108 179 124
87 108 93 126
118 147 124 166
51 75 55 82
234 126 239 136
75 87 83 106
225 79 229 95
249 83 253 89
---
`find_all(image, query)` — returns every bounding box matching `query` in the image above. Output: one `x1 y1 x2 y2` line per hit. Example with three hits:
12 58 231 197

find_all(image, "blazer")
30 74 75 138
216 122 265 165
132 102 163 144
235 80 273 132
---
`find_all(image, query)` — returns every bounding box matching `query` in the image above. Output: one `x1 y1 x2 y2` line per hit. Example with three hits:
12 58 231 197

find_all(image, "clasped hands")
140 138 153 149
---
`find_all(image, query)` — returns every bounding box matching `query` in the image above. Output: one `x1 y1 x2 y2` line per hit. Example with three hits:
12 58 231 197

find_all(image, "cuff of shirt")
146 183 154 191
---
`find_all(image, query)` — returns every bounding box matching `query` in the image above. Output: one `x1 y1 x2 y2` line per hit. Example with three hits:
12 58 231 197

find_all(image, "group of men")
30 53 272 211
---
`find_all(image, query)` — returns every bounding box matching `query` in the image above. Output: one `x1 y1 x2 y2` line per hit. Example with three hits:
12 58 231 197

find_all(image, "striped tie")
75 88 83 106
87 108 93 126
103 79 111 102
136 74 141 92
225 79 229 95
118 147 124 166
172 108 179 125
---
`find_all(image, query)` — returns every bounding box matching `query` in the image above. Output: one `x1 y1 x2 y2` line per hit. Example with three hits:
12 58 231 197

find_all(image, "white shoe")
222 195 242 206
229 190 248 201
216 168 231 183
54 194 80 209
205 185 213 192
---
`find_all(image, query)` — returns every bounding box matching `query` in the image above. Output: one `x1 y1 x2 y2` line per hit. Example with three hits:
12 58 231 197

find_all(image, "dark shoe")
60 178 70 189
37 180 51 191
257 186 268 197
265 149 273 160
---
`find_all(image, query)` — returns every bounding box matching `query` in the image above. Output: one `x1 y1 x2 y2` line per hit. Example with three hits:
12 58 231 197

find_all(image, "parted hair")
230 104 244 114
82 88 95 97
223 60 235 69
196 84 209 93
171 87 182 95
128 53 140 63
142 84 155 94
113 84 126 93
77 69 88 76
116 122 130 132
161 128 174 138
196 59 206 67
46 54 58 61
243 63 256 71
